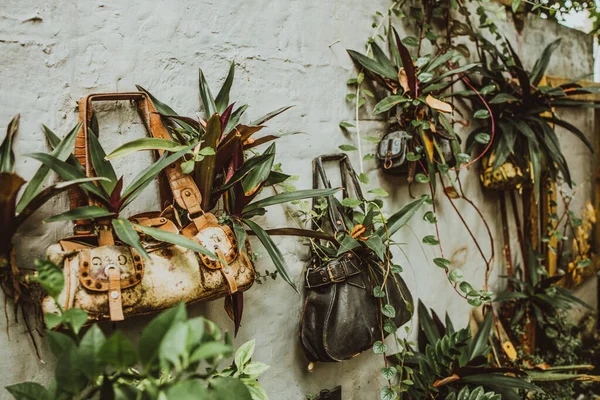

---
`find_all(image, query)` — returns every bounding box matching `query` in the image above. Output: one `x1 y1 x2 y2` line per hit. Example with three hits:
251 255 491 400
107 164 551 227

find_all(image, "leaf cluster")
7 260 269 400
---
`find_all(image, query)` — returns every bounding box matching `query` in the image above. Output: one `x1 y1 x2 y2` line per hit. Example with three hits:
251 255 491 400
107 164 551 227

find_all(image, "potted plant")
346 27 476 187
460 38 597 198
0 117 107 355
104 62 339 290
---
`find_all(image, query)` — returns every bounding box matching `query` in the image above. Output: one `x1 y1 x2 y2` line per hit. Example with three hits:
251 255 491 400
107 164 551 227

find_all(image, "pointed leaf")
243 187 341 214
215 62 235 113
376 195 426 238
196 114 220 209
112 218 149 259
0 115 19 173
16 122 80 214
87 129 117 194
106 138 186 160
45 206 115 223
241 143 275 195
250 106 293 126
199 68 217 116
243 219 297 292
347 50 397 80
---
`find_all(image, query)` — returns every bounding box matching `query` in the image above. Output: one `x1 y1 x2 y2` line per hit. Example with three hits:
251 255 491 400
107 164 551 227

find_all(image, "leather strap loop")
106 265 124 321
311 154 365 234
72 92 204 234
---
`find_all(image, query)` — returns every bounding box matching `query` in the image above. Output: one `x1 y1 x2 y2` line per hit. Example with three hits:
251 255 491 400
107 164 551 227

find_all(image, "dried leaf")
444 186 460 199
425 95 453 114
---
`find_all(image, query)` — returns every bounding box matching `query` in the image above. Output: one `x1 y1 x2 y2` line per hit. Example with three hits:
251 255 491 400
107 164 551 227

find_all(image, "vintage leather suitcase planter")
42 93 254 323
299 154 413 363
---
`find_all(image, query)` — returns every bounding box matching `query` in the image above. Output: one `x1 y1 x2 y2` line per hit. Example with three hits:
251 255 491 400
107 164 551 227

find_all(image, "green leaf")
16 123 80 214
372 95 411 115
434 257 450 269
415 173 429 183
159 321 189 371
77 324 107 379
531 39 561 86
469 311 493 360
121 145 194 208
44 313 62 330
243 219 297 292
6 383 49 400
339 144 357 151
489 93 518 104
196 114 221 209
347 50 397 80
373 341 388 354
209 377 253 400
418 300 440 345
105 138 186 160
138 304 187 368
373 286 385 298
512 0 521 13
112 218 149 259
46 331 75 358
376 195 426 238
27 153 108 201
241 361 270 378
341 198 362 208
55 346 88 394
422 235 439 245
32 259 64 299
381 367 397 381
242 143 275 195
198 68 217 116
369 188 389 197
62 308 88 335
402 36 419 46
381 304 396 318
215 62 235 113
474 133 491 144
250 105 294 126
189 342 232 363
0 115 19 173
380 386 398 400
358 172 369 184
100 330 137 371
87 129 117 194
339 121 355 128
234 339 256 371
166 380 209 399
449 269 464 283
133 223 221 262
473 110 490 119
45 206 115 223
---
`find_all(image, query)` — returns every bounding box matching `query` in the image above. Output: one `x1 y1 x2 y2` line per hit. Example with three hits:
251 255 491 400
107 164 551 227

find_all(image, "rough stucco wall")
0 1 596 399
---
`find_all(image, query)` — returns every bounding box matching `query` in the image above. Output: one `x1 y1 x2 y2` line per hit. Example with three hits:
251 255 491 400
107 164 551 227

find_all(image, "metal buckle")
326 264 344 283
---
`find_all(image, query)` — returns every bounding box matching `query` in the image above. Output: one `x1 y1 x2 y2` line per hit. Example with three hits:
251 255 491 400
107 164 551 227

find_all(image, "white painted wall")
0 1 596 399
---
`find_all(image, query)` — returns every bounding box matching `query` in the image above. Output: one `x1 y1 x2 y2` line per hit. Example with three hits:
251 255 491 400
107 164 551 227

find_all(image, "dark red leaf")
393 27 417 97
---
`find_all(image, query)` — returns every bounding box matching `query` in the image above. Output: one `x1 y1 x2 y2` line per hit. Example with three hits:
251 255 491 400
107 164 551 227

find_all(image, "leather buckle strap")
305 254 359 288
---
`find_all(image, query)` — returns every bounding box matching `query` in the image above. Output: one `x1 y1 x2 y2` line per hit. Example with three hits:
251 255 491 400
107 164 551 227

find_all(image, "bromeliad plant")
104 63 339 290
6 259 269 400
393 301 540 399
347 27 477 186
461 38 597 198
495 245 592 347
0 117 108 355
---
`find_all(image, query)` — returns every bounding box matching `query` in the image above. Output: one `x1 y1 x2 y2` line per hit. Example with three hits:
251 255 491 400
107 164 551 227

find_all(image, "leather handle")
311 153 364 234
72 92 203 233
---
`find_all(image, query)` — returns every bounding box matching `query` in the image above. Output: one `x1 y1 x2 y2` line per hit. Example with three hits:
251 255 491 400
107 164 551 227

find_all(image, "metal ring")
104 264 118 276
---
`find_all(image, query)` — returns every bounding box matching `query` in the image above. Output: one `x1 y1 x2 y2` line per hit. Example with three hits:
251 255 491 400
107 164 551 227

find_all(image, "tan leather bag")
42 93 255 323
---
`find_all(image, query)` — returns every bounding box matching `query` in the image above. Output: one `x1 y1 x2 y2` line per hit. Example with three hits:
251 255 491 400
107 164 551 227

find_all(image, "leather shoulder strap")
71 92 203 234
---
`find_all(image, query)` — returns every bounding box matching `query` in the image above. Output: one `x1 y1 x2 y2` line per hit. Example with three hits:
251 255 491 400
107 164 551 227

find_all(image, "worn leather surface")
43 241 255 322
299 250 413 362
300 154 413 363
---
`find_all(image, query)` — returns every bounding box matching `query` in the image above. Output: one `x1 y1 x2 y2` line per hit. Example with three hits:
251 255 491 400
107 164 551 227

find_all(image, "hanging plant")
459 38 598 198
103 62 339 290
0 117 107 357
347 27 476 187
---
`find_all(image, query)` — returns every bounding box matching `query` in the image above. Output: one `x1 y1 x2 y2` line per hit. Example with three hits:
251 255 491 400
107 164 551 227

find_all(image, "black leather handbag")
299 154 413 363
